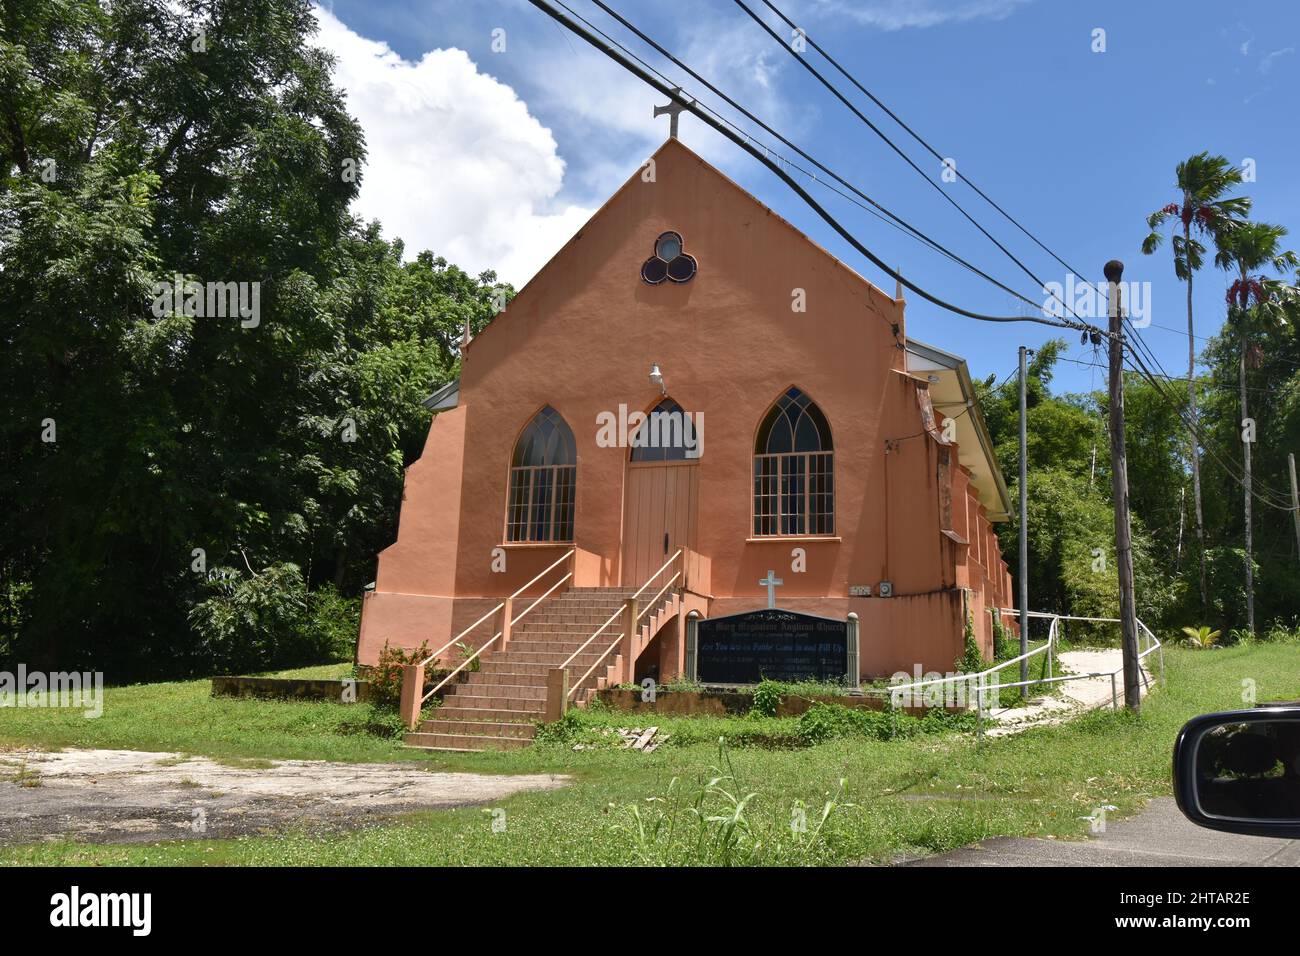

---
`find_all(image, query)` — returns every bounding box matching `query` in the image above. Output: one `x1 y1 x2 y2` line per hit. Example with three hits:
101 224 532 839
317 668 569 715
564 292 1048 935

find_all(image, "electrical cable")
528 0 1108 336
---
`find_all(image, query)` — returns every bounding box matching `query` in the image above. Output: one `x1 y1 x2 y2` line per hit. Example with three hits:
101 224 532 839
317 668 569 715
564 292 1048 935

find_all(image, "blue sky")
312 0 1300 394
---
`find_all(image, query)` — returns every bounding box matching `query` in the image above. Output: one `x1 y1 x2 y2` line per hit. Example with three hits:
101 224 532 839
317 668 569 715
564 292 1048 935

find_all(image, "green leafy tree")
0 1 507 676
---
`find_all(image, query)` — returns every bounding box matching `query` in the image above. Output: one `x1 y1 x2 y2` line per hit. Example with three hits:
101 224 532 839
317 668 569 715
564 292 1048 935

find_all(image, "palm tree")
1142 154 1250 617
1180 625 1222 649
1214 222 1300 634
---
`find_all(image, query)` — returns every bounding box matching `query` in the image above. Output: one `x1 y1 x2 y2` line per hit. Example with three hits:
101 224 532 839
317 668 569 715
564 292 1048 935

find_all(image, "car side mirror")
1173 706 1300 838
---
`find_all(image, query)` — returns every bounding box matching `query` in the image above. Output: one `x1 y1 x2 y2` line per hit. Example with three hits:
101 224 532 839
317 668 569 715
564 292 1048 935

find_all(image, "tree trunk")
333 544 349 590
1184 258 1208 615
1240 324 1255 634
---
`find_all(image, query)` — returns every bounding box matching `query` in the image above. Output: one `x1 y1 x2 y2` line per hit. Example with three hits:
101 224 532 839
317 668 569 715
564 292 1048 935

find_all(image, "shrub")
1180 625 1221 649
798 702 889 744
455 640 481 673
534 708 584 743
661 678 704 693
335 703 407 739
797 702 977 745
750 679 783 717
368 639 432 709
188 563 309 672
1258 622 1300 645
304 584 360 662
990 610 1010 659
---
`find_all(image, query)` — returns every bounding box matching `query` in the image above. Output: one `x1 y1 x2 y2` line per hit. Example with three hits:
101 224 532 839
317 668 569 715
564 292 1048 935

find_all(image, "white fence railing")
882 611 1164 740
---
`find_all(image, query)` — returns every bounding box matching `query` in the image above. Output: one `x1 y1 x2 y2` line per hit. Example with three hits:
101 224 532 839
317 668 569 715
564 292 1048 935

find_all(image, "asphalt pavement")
900 797 1300 866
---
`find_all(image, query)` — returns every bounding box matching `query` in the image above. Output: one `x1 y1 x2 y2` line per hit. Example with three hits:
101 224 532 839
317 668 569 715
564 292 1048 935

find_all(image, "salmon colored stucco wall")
357 138 1016 677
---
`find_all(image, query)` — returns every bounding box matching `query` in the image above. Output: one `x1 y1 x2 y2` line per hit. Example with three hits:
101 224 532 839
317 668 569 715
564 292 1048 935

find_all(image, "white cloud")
312 7 594 287
1259 47 1293 74
804 0 1033 31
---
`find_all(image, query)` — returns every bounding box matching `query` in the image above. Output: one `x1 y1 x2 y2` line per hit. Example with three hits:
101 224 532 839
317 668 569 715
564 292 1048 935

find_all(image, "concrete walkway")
0 748 567 845
900 797 1300 866
984 648 1152 737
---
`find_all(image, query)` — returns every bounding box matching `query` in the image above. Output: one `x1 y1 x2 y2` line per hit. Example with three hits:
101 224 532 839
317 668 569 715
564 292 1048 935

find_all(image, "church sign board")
696 609 849 684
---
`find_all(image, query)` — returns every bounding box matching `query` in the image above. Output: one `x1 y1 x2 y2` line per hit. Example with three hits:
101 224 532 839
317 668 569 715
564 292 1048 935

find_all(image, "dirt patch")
0 749 568 846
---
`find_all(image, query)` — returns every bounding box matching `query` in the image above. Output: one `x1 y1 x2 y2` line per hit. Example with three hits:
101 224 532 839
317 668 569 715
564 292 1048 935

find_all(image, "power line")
1122 347 1297 511
733 0 1084 325
528 0 1108 336
748 0 1300 407
573 0 1051 315
1007 350 1296 512
755 0 1088 283
535 0 1293 512
886 401 974 447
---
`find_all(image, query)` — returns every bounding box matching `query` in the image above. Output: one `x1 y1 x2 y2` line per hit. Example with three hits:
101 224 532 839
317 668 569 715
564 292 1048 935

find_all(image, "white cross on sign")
759 569 784 609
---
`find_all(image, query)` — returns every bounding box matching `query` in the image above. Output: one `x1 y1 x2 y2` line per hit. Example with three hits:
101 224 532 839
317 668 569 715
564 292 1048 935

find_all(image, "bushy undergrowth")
335 703 410 740
796 702 978 745
956 612 983 673
367 640 432 708
535 706 804 749
617 741 853 865
187 567 359 674
535 699 978 751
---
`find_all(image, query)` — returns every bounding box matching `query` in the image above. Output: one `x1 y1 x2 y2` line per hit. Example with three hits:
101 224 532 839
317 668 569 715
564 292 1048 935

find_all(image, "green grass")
989 638 1065 707
0 664 427 765
246 663 355 680
1 645 1296 865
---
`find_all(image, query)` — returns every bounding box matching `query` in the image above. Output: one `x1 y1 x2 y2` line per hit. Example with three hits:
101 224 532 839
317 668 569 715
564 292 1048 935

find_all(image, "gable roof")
463 136 899 356
436 136 1012 520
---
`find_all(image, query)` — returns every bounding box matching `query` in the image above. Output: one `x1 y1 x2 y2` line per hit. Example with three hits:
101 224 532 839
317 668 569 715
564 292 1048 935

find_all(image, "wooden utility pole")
1018 345 1029 697
1106 260 1141 712
1289 453 1300 564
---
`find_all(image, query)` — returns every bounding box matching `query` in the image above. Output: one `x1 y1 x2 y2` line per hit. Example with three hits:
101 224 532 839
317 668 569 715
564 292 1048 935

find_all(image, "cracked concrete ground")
0 749 568 846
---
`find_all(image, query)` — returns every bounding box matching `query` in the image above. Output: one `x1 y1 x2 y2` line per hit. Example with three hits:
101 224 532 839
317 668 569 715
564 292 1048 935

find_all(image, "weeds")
620 739 851 865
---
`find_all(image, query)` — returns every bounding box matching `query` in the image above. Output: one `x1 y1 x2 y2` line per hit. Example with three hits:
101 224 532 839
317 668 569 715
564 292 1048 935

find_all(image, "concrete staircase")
404 586 681 752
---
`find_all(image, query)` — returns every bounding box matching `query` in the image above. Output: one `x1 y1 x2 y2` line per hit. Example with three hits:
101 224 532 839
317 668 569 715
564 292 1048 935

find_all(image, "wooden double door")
621 460 699 588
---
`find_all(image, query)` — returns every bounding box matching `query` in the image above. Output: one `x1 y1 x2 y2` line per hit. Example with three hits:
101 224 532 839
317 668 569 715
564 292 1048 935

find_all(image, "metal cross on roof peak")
654 90 690 139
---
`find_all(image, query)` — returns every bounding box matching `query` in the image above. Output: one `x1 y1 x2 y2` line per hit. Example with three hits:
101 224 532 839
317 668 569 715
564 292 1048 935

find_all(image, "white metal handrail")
566 633 625 701
422 631 502 705
413 548 575 696
996 608 1120 623
887 613 1164 709
561 549 684 702
559 605 624 672
888 619 1055 698
631 548 683 602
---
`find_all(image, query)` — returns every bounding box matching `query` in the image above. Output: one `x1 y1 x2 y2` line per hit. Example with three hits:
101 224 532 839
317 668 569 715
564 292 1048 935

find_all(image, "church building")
357 137 1017 746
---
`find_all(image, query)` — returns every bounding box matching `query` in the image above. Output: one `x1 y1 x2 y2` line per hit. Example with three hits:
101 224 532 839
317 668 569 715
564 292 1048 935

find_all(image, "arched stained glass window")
506 406 576 542
753 388 834 536
630 398 700 462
